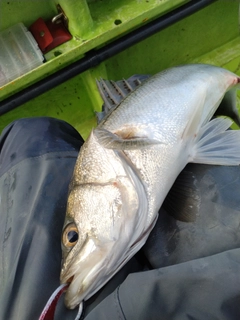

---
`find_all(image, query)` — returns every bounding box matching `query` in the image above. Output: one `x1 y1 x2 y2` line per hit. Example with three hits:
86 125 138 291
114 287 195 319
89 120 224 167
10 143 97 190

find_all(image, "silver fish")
60 64 240 309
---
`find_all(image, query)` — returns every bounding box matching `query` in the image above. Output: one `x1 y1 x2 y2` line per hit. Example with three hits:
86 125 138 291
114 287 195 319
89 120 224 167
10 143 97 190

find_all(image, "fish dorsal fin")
94 128 163 150
163 167 200 222
96 75 150 123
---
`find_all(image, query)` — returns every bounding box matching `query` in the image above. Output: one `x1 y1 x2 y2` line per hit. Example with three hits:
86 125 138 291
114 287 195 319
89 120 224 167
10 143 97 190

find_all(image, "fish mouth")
61 258 108 309
61 273 83 309
60 262 86 309
60 237 115 309
66 276 74 284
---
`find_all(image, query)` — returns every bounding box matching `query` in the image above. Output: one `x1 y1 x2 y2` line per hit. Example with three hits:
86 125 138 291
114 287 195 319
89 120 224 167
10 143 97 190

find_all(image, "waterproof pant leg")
0 117 143 320
1 118 240 320
0 117 83 320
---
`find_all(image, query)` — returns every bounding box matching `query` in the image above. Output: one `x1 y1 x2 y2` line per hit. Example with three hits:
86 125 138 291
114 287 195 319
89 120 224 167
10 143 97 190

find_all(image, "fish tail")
191 117 240 165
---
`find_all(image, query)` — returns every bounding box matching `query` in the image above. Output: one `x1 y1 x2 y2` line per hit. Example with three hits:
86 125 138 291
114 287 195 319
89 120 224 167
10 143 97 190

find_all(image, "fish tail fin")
191 117 240 165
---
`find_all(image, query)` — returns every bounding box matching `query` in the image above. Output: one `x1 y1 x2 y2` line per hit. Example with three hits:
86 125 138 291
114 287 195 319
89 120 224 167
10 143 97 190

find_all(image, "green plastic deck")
0 1 239 138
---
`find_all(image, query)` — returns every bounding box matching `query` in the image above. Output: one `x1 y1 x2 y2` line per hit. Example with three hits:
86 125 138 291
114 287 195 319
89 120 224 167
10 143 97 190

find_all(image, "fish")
60 64 240 309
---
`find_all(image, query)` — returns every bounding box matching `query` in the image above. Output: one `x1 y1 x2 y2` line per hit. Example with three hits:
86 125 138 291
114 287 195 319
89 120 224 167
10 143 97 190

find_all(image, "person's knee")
0 117 83 176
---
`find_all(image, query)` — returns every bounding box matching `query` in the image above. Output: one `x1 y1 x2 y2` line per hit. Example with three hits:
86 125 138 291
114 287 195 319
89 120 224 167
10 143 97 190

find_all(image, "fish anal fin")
163 168 200 222
94 128 162 150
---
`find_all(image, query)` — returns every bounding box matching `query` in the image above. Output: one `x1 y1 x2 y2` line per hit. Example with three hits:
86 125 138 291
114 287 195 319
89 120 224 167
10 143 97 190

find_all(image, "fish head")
60 131 141 309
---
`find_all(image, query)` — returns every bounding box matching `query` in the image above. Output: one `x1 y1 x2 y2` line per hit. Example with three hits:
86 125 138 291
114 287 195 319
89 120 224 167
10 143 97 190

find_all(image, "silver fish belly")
60 64 240 309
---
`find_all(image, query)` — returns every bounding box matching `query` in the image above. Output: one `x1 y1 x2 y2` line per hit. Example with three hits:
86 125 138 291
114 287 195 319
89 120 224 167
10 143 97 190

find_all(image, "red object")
39 284 68 320
30 18 72 53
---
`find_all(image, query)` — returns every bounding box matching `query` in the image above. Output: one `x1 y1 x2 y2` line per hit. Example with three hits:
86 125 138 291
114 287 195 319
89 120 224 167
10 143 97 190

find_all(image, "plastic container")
0 23 44 87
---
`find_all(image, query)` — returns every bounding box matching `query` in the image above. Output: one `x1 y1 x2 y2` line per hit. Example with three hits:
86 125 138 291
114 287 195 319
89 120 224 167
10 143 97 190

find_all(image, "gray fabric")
144 164 240 268
86 249 240 320
85 164 240 320
0 118 83 320
0 118 240 320
0 118 142 320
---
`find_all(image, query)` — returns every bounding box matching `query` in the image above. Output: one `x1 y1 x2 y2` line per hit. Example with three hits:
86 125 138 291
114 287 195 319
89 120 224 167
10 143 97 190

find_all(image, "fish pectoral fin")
94 128 162 150
163 168 200 222
191 117 240 165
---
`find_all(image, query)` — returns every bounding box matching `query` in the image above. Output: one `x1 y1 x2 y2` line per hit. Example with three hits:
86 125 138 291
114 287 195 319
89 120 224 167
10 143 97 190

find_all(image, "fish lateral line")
70 181 126 188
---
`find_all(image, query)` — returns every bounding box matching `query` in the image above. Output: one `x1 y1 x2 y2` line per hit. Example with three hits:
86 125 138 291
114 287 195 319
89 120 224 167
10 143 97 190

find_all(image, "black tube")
0 0 216 114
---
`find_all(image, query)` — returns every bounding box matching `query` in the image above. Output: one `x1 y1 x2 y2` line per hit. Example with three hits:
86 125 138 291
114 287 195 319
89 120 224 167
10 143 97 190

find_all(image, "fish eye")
62 223 79 248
